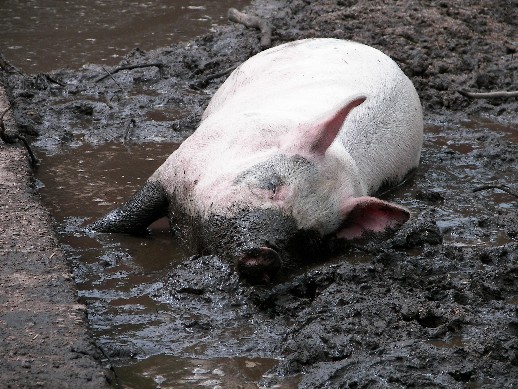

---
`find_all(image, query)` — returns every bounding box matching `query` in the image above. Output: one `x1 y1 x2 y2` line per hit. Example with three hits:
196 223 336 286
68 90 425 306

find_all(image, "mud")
1 0 517 387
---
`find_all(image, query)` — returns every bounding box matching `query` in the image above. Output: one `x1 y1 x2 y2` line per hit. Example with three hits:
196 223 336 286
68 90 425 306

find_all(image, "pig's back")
202 38 423 194
204 39 386 120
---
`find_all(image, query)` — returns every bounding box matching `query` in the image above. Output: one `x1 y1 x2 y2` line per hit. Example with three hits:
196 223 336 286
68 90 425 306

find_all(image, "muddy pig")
89 38 423 284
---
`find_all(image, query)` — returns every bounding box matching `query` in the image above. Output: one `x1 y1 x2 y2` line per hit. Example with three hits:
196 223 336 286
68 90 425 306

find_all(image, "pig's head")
165 97 411 284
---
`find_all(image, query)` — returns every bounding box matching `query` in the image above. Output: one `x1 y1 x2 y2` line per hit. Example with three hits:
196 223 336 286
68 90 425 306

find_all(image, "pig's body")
90 39 423 283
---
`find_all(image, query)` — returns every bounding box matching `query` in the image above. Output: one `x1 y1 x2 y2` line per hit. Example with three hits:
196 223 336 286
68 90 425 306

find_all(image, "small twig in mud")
101 67 123 90
189 66 237 90
473 185 518 199
0 53 25 76
458 90 518 99
95 63 164 82
43 74 67 87
104 93 114 109
0 106 12 122
95 344 122 389
228 8 272 49
14 135 39 167
0 106 39 167
123 118 136 143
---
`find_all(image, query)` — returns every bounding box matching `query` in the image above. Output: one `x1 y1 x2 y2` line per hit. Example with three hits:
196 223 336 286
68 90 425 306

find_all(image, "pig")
89 38 423 284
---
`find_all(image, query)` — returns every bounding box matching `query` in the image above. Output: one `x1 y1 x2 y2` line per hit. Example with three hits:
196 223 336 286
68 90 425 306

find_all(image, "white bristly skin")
151 38 423 237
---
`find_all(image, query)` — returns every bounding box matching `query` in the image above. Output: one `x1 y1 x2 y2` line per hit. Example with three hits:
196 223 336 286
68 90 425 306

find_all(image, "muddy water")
0 0 249 74
36 142 291 388
35 119 517 387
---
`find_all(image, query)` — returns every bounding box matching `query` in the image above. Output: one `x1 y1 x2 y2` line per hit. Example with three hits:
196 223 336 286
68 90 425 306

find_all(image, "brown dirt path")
0 86 109 388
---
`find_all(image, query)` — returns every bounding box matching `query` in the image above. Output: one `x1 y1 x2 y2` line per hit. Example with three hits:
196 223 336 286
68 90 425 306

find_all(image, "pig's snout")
237 246 281 284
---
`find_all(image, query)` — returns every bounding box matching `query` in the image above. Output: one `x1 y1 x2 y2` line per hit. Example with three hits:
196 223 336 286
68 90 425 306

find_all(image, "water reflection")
0 0 250 73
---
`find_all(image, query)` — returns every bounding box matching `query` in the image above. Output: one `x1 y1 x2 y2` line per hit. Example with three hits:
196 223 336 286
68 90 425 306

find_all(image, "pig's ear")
281 96 366 155
335 196 410 240
306 97 366 155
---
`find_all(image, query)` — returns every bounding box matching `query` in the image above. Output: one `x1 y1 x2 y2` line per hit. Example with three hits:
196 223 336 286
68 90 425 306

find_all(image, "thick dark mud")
1 0 517 387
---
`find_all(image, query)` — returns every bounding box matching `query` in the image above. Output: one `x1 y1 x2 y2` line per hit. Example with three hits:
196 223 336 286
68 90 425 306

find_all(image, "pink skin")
288 98 367 155
337 196 410 240
154 95 411 281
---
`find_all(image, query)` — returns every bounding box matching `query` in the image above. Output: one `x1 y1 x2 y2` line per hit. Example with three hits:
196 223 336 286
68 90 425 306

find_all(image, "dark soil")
1 0 517 387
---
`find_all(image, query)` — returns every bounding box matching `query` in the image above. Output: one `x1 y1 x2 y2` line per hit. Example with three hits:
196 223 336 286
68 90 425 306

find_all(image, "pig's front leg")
88 180 168 235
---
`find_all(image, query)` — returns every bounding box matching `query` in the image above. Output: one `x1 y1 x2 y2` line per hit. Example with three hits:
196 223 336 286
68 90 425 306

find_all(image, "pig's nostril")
236 246 281 284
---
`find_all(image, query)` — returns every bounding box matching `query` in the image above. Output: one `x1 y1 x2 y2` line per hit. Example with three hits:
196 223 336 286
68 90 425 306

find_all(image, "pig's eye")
267 181 278 194
235 168 285 192
265 174 283 194
234 154 312 191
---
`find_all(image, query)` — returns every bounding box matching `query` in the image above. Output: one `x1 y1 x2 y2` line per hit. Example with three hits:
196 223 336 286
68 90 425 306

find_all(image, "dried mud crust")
0 0 517 388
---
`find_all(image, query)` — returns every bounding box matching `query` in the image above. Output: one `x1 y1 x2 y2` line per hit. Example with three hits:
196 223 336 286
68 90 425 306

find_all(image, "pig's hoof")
236 246 281 285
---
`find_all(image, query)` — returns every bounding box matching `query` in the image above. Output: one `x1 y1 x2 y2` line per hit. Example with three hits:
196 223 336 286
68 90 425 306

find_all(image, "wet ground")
35 119 518 388
0 0 250 74
1 0 517 388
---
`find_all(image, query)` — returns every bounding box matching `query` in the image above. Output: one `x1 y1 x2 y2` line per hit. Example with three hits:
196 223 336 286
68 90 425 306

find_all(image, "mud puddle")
115 355 294 388
34 118 517 387
35 141 292 388
0 0 250 74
